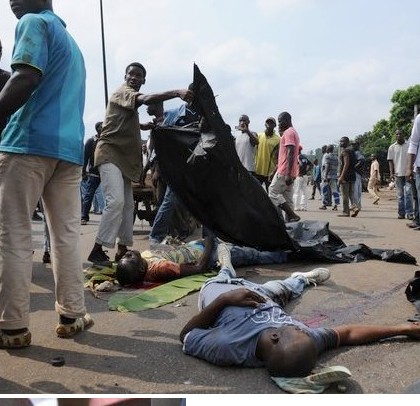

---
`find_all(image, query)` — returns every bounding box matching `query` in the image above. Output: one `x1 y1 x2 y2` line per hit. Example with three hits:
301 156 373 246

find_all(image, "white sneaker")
217 243 232 267
291 268 331 286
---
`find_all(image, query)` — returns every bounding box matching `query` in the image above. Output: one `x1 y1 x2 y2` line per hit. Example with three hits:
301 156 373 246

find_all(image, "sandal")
0 330 31 349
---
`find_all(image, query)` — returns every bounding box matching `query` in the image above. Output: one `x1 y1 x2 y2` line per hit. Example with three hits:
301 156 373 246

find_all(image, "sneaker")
351 208 360 217
332 205 338 211
319 205 327 210
81 219 88 225
56 314 94 338
88 248 112 266
115 248 128 262
0 330 31 348
217 243 236 276
291 268 331 286
373 197 380 205
398 214 405 219
42 251 51 264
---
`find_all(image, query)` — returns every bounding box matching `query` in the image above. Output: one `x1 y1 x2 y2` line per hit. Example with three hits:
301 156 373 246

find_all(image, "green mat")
108 272 216 312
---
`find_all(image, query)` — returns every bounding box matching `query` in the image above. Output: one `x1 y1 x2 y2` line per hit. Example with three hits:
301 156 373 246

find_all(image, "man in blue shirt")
0 0 92 348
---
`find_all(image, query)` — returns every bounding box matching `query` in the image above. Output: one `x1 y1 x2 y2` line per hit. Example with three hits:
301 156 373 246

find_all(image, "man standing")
268 112 301 222
87 62 193 265
319 144 340 211
367 154 381 205
352 141 365 213
337 136 358 217
81 121 103 225
254 117 279 191
406 114 420 230
0 0 92 348
388 129 414 219
293 145 312 211
234 114 259 176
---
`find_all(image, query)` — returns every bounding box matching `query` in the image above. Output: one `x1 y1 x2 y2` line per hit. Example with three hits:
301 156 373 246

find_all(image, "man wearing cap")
255 117 280 191
234 114 259 176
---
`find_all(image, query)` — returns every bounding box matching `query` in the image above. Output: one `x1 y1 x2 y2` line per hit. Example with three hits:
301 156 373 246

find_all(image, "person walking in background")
0 39 11 135
81 121 103 225
319 144 340 211
367 153 381 205
388 129 414 220
0 0 93 348
337 137 358 217
234 114 259 176
352 141 365 213
268 112 301 223
309 158 321 200
254 117 279 191
87 61 193 265
293 145 312 211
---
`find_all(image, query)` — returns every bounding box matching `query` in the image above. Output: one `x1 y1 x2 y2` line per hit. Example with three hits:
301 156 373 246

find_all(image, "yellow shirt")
255 131 280 176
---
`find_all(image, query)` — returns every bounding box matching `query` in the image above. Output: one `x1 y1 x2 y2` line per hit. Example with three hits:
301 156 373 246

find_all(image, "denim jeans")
96 163 134 248
81 174 101 221
395 176 413 217
322 179 339 206
149 186 178 243
209 243 288 269
353 172 362 209
198 265 307 310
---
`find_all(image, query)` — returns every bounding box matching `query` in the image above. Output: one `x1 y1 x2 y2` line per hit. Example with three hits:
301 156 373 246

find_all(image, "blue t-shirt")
183 302 338 367
0 11 86 165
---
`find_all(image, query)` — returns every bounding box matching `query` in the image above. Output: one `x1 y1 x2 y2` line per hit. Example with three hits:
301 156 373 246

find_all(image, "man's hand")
178 89 194 103
220 288 266 308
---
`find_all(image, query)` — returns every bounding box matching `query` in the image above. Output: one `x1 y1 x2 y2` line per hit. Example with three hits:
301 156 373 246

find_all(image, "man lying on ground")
115 236 288 286
179 244 420 377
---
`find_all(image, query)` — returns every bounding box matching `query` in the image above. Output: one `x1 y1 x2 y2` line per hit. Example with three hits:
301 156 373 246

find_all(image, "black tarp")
152 64 417 265
153 64 297 252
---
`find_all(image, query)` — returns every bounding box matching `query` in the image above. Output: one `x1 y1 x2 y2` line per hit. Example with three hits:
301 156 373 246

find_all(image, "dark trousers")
81 174 101 221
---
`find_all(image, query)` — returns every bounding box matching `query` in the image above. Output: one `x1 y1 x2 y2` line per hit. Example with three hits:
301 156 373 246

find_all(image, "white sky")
1 0 420 153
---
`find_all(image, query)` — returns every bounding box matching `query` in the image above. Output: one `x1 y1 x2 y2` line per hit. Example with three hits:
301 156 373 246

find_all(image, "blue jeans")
149 186 178 243
395 176 413 217
209 243 288 268
199 265 307 310
81 174 101 221
322 179 339 206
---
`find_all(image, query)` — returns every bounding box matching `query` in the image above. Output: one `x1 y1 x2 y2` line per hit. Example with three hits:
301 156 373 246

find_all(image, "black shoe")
398 214 405 219
407 222 420 228
88 248 112 266
42 251 51 264
114 248 128 262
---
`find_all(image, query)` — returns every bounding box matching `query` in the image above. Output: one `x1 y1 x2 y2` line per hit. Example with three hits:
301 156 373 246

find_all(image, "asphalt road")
0 187 419 396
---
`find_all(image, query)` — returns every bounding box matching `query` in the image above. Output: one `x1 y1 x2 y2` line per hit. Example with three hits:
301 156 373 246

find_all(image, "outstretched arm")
179 237 214 276
136 89 193 107
179 288 266 342
334 322 420 346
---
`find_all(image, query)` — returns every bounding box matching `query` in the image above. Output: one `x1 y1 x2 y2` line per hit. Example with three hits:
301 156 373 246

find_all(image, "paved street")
0 187 419 395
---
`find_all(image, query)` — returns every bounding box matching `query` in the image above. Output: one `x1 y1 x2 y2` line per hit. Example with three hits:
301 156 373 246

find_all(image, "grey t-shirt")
183 303 338 367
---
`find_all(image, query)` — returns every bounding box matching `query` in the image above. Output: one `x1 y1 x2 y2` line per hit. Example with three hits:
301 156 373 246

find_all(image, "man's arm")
179 288 266 342
285 144 295 185
333 322 420 346
338 151 349 183
246 129 259 147
179 237 214 276
136 89 193 108
0 65 42 122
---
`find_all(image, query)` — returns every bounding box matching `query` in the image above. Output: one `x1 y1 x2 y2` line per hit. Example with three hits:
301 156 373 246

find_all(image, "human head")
259 326 318 377
147 102 164 120
95 121 103 135
277 112 292 133
239 114 250 125
396 128 405 144
124 62 146 91
115 250 148 286
371 153 377 160
10 0 53 19
265 117 276 134
326 144 334 153
339 136 350 149
321 145 327 154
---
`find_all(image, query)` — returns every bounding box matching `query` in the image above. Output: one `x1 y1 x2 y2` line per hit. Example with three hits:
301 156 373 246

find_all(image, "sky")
1 0 420 153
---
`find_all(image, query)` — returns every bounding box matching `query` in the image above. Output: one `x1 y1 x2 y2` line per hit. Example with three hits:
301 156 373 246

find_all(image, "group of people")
0 1 419 387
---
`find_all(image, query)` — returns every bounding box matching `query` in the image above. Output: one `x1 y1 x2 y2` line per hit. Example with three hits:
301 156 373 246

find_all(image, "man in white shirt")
234 114 258 176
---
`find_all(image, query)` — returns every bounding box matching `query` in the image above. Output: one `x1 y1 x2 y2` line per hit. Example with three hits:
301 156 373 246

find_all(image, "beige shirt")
95 83 143 181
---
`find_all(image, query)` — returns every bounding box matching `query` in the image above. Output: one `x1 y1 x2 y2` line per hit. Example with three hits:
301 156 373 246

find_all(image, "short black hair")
115 252 147 286
125 62 146 77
